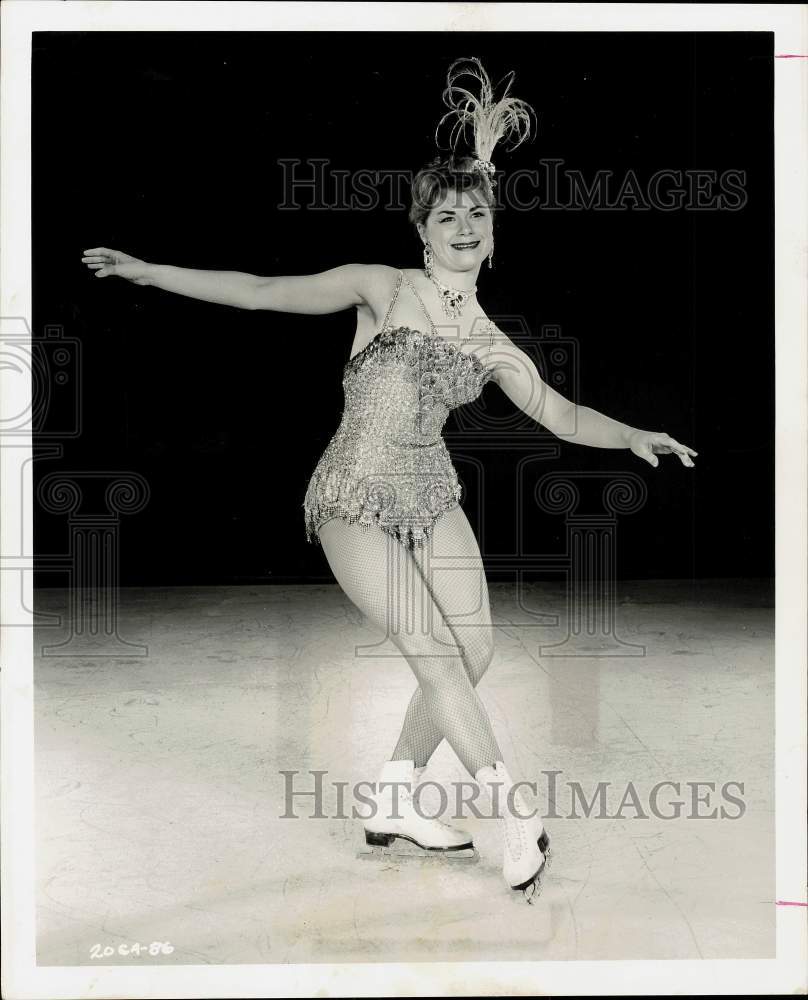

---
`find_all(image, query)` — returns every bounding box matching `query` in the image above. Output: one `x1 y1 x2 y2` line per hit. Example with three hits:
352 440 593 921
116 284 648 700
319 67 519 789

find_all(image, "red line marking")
775 54 808 59
775 899 808 906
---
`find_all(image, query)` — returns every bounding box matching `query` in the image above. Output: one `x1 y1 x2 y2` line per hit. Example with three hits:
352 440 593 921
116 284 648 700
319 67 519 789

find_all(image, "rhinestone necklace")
424 269 477 320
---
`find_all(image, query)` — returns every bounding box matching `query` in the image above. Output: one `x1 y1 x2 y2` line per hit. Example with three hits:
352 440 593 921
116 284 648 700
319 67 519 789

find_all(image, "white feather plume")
435 56 536 163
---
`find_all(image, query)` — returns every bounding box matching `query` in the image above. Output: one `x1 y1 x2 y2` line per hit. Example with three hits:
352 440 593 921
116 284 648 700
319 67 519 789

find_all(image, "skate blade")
513 855 550 904
357 839 479 863
522 878 543 904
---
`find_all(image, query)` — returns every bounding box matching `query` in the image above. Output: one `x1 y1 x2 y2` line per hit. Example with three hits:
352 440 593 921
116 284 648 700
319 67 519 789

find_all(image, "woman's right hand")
81 247 151 285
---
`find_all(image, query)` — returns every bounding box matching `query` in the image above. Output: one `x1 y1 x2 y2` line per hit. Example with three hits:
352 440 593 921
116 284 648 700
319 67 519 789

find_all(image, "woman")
81 58 697 901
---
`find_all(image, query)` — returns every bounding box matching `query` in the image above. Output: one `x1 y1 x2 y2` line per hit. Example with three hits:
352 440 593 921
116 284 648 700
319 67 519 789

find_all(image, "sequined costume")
303 270 495 549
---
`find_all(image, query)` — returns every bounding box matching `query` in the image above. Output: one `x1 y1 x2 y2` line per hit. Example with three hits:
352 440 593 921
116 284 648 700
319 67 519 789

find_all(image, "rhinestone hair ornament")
435 56 537 187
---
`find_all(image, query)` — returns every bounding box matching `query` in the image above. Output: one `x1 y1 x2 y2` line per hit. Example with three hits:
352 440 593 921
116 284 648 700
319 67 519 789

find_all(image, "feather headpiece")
435 57 536 184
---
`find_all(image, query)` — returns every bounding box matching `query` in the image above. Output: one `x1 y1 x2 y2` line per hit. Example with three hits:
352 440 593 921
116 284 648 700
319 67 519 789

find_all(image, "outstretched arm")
82 248 389 315
491 336 697 468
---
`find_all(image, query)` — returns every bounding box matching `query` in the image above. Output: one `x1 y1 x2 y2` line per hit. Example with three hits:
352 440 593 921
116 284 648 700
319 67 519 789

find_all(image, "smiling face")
417 188 494 282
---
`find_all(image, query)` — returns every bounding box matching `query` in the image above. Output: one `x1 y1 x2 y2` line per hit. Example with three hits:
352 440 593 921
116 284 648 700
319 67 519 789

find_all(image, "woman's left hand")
627 429 697 468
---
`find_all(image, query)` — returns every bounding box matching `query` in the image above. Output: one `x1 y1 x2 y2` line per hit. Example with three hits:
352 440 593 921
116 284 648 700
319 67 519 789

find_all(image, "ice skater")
81 57 697 901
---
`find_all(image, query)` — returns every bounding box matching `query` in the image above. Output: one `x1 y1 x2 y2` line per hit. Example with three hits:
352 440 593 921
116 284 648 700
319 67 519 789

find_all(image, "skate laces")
502 795 527 861
400 781 457 830
379 779 455 830
489 775 532 861
376 778 412 820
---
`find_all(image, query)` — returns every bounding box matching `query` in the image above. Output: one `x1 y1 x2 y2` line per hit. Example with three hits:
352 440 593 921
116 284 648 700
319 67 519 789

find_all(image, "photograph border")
1 3 805 997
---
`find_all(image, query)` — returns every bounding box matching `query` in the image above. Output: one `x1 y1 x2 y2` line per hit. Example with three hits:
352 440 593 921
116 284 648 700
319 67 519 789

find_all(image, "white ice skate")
362 758 475 855
476 760 550 902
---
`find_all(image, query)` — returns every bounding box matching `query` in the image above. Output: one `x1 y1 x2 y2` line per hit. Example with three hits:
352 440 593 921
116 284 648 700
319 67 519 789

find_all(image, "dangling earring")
423 241 434 278
488 240 494 270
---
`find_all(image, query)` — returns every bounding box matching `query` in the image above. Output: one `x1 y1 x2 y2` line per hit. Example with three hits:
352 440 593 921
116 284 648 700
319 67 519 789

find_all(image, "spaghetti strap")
400 271 437 337
378 269 404 334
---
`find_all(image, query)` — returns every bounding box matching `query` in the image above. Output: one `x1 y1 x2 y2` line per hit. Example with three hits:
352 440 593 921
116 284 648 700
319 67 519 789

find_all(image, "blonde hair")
408 155 494 227
409 57 536 228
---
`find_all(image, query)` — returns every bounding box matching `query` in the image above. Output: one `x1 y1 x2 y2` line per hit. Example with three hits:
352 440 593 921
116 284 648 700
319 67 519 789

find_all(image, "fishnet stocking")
391 505 497 766
318 506 501 777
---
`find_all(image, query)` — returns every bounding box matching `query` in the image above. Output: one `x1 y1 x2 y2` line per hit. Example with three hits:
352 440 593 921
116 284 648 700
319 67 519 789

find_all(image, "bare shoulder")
353 264 400 304
487 323 530 358
481 322 536 388
481 317 511 344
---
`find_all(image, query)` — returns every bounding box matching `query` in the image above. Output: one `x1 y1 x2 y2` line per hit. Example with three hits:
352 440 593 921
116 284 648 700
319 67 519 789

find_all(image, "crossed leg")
389 505 496 767
318 508 501 778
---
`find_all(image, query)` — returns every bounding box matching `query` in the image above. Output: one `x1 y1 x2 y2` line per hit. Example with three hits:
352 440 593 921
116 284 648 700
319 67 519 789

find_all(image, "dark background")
32 31 773 585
